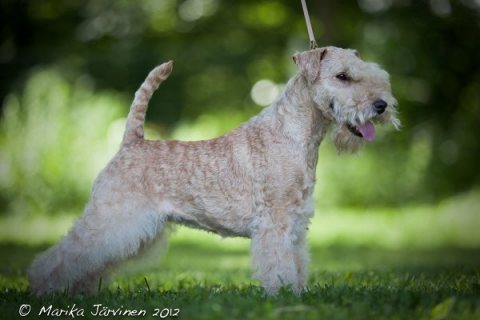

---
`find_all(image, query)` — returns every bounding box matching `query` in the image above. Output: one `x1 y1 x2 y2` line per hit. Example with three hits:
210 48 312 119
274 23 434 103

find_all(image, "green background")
0 1 479 319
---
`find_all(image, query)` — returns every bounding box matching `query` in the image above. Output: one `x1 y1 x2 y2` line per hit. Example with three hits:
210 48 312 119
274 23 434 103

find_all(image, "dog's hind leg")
28 198 166 295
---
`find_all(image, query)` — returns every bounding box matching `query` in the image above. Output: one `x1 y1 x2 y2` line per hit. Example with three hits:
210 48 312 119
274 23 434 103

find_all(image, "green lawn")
1 192 479 319
1 240 479 319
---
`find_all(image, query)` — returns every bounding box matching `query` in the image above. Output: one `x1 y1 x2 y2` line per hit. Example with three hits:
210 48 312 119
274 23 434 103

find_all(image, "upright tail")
122 61 174 145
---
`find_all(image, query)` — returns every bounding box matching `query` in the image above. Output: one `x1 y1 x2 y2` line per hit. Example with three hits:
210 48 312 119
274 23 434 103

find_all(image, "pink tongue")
358 121 376 142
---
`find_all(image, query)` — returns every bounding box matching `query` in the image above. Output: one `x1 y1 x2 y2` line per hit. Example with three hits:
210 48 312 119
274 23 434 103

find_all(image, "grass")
1 241 480 319
1 192 479 319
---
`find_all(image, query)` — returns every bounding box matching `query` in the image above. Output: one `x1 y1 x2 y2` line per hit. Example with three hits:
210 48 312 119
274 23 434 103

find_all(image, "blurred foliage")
0 0 480 216
2 190 479 248
0 69 125 216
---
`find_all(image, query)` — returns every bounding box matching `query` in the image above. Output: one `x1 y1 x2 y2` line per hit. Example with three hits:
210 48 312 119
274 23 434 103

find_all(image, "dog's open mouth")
346 121 376 142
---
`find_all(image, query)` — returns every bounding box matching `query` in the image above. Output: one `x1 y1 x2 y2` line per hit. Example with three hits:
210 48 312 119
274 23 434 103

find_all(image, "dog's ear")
292 48 328 83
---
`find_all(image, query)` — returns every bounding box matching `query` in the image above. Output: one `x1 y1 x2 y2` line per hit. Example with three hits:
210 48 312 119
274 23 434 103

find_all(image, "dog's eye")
336 72 351 82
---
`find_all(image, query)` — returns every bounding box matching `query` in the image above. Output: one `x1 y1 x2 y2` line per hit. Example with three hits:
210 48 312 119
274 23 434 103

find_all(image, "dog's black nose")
373 99 387 114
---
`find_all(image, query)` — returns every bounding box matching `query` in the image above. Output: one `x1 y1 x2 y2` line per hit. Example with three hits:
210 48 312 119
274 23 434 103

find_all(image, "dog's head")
293 46 400 152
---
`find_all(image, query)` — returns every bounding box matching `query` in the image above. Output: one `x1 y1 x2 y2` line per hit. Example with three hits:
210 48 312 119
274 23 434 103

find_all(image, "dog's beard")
332 124 363 153
330 108 400 153
329 106 371 153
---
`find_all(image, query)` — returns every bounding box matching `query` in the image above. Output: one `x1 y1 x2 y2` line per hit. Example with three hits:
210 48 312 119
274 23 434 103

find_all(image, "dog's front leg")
293 230 309 292
250 223 303 295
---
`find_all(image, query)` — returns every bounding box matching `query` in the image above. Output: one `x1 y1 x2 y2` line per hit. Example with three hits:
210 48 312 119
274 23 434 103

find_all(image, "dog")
28 46 399 295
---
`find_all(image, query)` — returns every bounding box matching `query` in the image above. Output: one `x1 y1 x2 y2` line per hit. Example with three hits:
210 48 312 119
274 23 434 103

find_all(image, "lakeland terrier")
28 46 399 296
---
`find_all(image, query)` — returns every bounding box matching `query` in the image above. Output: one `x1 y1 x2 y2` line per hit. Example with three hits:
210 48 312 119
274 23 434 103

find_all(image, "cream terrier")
28 46 399 295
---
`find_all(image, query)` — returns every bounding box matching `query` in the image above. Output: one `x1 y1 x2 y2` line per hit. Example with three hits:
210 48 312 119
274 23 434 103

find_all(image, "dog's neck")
245 74 331 175
269 74 331 148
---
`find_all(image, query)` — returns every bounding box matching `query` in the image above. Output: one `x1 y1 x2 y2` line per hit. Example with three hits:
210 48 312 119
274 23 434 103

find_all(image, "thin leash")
300 0 318 49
